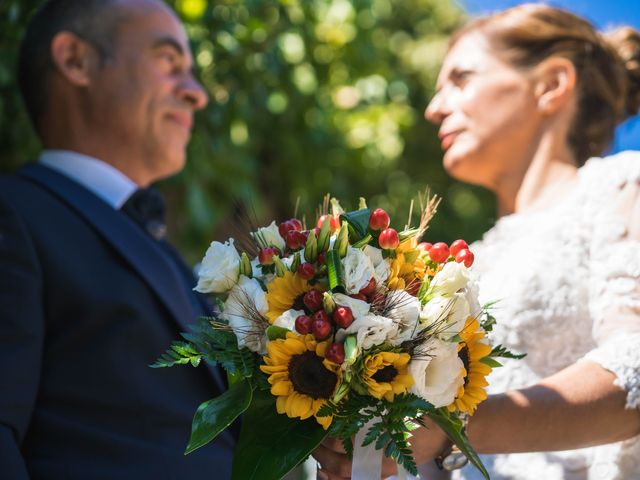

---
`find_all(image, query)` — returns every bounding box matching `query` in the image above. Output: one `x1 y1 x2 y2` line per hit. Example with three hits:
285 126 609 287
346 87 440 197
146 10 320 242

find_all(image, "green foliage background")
0 0 496 263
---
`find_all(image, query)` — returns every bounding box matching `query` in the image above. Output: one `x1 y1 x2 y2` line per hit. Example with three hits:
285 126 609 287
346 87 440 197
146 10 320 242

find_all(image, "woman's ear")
50 31 98 87
532 57 577 115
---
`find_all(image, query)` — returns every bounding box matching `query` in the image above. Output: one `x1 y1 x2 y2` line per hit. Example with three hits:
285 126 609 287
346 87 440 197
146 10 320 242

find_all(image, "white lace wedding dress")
451 151 640 480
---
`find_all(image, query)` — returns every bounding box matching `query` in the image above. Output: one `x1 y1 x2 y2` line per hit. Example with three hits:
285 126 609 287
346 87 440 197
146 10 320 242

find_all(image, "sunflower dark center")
372 365 398 383
459 344 470 387
288 351 337 399
292 293 308 313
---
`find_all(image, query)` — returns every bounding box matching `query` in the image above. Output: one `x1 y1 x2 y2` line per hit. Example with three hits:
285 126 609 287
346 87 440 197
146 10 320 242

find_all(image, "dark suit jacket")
0 163 234 479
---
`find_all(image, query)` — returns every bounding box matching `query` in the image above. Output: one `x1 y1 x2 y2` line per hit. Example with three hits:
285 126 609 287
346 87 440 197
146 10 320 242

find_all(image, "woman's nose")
425 92 446 124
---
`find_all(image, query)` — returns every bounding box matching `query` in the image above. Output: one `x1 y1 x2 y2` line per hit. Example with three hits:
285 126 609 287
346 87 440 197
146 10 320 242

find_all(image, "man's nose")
179 76 209 110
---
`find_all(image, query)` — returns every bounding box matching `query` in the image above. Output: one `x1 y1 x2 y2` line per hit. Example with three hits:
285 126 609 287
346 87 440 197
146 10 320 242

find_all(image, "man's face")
88 1 207 185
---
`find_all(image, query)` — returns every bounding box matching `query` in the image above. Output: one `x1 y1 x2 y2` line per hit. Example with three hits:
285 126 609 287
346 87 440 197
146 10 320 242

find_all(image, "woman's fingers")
313 443 353 478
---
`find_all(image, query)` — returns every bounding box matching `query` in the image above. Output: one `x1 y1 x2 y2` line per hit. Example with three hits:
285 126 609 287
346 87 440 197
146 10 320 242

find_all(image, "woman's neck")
496 132 578 217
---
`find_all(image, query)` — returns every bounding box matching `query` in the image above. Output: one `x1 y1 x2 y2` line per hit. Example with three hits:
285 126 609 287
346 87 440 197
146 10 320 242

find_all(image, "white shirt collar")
39 150 138 209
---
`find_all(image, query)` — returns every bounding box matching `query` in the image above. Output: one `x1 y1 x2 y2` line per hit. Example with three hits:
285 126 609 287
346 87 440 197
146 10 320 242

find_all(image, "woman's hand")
312 418 451 479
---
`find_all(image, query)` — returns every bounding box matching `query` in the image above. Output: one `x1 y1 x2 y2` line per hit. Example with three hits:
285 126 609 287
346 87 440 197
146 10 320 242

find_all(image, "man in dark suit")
0 0 234 478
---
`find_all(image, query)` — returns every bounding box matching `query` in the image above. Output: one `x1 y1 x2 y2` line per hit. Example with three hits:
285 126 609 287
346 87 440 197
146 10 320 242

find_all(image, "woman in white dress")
316 4 640 479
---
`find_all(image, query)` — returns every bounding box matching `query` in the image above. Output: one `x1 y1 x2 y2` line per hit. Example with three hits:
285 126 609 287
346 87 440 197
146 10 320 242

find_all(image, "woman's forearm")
466 361 640 454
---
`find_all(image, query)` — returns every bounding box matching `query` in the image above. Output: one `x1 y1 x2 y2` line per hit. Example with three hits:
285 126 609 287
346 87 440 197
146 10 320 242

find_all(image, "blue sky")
459 0 640 152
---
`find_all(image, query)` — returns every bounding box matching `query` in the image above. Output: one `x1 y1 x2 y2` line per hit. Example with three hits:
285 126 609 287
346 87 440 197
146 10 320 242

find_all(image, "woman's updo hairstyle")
450 4 640 165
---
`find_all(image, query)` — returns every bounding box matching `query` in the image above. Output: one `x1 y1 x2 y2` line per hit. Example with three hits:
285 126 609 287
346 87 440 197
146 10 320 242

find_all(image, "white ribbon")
351 417 420 480
352 418 383 479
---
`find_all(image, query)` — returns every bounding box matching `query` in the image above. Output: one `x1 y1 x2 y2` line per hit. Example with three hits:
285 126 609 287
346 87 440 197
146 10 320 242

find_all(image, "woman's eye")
452 69 472 84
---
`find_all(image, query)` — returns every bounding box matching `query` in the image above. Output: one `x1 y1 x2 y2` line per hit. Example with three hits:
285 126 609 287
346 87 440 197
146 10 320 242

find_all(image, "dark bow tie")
121 187 167 240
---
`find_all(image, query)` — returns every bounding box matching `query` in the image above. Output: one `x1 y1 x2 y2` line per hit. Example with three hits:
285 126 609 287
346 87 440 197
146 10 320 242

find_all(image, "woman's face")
425 32 543 190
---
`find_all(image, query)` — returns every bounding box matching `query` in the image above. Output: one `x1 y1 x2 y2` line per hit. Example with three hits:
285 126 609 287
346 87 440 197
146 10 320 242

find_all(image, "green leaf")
232 387 328 480
480 357 503 368
326 249 345 292
340 208 371 241
185 380 253 454
266 325 290 340
150 341 202 368
428 408 489 480
491 344 527 360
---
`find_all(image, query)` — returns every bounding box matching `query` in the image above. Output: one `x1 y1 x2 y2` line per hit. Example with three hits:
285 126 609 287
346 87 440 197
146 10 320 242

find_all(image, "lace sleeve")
583 156 640 409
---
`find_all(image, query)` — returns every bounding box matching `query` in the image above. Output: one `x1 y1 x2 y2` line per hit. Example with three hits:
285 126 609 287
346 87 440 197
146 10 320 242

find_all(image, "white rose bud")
363 245 390 284
420 293 470 340
335 314 399 350
221 276 269 353
429 261 470 297
332 293 371 319
386 290 421 346
273 309 305 332
194 238 241 293
252 221 286 251
342 246 376 294
409 338 465 408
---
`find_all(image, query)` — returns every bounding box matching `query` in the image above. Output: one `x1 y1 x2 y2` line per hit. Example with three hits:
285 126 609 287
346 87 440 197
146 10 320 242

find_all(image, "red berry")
303 290 324 312
350 293 368 302
286 230 305 250
278 221 295 239
258 247 278 265
311 311 332 340
449 239 469 258
368 208 390 231
428 242 450 263
417 242 432 252
289 218 303 231
325 343 345 364
297 262 315 280
455 249 475 268
379 228 400 250
295 315 312 334
317 214 340 231
317 252 327 265
359 278 376 296
333 306 354 329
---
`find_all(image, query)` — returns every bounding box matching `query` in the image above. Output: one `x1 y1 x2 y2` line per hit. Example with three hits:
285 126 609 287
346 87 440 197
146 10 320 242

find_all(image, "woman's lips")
439 130 460 151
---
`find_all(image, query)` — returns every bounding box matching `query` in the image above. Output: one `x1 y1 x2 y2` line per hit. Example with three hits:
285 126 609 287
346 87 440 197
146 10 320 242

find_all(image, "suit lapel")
20 163 226 392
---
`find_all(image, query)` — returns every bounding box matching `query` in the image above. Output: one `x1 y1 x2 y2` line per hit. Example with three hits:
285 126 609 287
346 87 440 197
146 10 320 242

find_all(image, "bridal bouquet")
154 195 522 480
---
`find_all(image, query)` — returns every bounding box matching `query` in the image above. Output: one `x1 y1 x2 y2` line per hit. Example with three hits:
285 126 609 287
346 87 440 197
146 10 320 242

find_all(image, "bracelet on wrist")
434 413 470 471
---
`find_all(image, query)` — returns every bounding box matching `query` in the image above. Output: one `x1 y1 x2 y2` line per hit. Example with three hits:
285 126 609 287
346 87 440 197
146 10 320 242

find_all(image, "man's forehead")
117 0 189 48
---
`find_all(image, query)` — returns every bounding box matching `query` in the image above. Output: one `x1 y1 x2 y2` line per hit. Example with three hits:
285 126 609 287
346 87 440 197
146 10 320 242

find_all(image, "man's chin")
152 150 187 181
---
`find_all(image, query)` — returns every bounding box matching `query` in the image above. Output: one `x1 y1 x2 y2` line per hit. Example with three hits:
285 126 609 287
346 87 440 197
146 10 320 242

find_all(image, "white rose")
335 314 399 350
429 262 470 297
364 245 390 284
342 246 376 294
409 338 464 408
419 293 470 340
194 239 241 293
385 290 421 345
252 221 286 251
221 276 268 353
332 293 371 319
273 309 305 331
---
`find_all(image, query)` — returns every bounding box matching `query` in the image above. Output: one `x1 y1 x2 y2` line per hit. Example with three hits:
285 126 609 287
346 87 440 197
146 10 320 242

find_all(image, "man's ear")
50 31 98 87
532 57 577 115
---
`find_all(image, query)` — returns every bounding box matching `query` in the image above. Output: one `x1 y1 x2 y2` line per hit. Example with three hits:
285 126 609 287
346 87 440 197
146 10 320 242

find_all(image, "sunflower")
387 238 437 292
264 271 320 323
362 351 414 402
447 317 493 415
260 332 341 429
